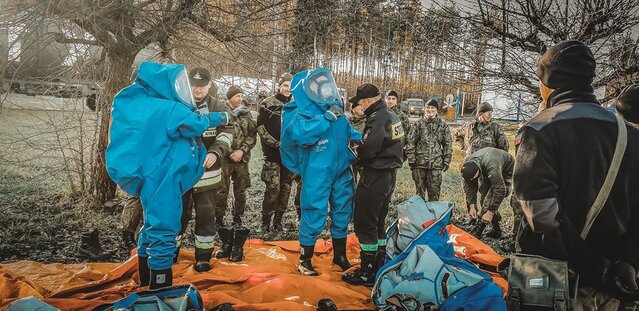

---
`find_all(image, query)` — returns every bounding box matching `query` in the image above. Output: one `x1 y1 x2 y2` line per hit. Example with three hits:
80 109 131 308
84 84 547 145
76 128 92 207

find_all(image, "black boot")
342 250 376 287
215 228 234 259
375 245 387 271
298 245 319 276
138 256 150 287
149 268 173 290
272 212 284 231
332 238 351 271
229 227 250 262
261 214 271 232
122 231 137 250
470 221 487 238
194 261 212 272
317 299 338 311
78 229 110 260
485 219 503 239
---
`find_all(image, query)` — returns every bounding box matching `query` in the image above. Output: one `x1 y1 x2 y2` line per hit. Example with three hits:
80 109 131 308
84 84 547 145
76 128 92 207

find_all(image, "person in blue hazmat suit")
280 68 362 276
106 61 246 289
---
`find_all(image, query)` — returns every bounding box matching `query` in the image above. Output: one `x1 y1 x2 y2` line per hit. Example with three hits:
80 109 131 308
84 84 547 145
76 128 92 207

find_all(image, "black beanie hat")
477 102 493 115
226 85 243 100
386 90 399 98
426 98 439 109
617 83 639 124
461 162 480 182
536 40 596 89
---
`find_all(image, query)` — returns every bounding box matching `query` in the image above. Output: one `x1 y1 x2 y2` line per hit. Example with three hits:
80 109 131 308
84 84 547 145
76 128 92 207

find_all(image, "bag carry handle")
580 114 627 239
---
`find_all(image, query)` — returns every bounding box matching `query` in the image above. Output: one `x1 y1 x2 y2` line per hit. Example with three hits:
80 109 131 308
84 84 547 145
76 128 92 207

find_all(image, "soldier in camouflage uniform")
465 102 509 156
257 73 295 231
121 196 142 250
386 90 411 157
405 99 452 201
177 67 234 272
461 147 514 240
348 100 366 183
217 86 257 228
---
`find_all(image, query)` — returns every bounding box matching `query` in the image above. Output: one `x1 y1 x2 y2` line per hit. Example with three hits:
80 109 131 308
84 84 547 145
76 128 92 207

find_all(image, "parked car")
407 98 425 116
400 100 408 114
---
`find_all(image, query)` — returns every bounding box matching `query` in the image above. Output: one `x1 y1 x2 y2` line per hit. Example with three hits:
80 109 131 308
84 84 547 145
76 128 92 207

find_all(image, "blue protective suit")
281 68 362 246
106 62 230 270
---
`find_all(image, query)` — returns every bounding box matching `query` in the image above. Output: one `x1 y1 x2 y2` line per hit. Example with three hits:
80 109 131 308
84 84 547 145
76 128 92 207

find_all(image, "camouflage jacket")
391 105 411 145
462 147 514 211
228 105 257 163
466 119 509 155
349 115 366 134
405 116 452 170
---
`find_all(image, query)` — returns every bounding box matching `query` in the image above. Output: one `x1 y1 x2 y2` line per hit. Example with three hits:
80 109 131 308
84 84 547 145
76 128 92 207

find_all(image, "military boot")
138 256 150 287
470 221 487 238
342 250 376 287
261 214 271 232
485 218 503 239
78 229 110 260
375 245 387 271
229 227 250 262
122 231 137 251
298 245 319 276
215 227 234 259
332 238 351 271
272 211 284 231
317 299 338 311
149 268 172 290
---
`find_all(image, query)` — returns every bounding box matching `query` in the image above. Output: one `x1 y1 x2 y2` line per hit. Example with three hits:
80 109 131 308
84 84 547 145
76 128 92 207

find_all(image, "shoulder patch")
514 132 523 146
391 122 405 140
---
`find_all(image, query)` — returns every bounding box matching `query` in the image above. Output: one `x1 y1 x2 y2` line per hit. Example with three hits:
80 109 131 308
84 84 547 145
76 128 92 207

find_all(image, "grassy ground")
0 101 520 263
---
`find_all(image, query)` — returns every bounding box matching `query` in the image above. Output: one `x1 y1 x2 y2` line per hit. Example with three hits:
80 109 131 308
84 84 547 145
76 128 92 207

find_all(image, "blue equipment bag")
92 284 204 311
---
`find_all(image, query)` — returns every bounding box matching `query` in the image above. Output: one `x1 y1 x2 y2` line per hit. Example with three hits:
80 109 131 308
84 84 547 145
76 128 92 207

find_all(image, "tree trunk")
90 52 136 203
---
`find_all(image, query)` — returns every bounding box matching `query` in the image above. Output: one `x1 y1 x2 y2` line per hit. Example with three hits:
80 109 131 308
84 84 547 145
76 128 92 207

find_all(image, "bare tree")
1 0 290 202
440 0 639 98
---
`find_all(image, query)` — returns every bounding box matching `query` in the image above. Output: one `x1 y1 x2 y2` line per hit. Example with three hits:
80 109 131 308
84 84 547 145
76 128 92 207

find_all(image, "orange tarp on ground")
1 236 372 311
1 229 508 311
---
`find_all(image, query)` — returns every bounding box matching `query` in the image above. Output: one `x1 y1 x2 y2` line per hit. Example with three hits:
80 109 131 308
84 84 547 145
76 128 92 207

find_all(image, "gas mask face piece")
175 69 196 109
301 69 342 106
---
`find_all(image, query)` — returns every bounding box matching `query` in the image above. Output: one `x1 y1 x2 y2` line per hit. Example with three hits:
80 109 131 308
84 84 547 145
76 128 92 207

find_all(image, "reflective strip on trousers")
194 168 222 189
194 235 215 249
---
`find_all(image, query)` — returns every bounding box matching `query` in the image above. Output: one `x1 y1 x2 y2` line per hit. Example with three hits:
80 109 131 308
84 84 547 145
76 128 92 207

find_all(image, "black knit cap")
426 98 439 109
350 83 380 104
477 102 493 115
536 40 596 89
617 83 639 124
226 85 244 100
461 162 480 182
189 67 211 87
386 90 399 98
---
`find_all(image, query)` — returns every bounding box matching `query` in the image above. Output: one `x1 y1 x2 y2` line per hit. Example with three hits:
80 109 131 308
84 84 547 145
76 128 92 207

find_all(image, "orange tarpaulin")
1 236 372 311
1 229 508 311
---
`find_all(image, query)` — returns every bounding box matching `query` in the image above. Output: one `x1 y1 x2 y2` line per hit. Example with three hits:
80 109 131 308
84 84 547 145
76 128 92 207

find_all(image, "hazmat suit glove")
231 106 250 119
605 260 639 301
323 105 343 122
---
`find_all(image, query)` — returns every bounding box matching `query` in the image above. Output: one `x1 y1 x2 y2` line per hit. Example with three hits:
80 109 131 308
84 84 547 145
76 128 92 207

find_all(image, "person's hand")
408 162 416 169
481 210 494 223
231 106 250 118
468 204 478 219
203 153 217 169
324 105 344 121
607 260 639 301
230 150 244 162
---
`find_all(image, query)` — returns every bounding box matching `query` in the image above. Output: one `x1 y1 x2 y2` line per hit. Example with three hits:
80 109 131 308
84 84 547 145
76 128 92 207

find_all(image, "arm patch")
391 122 405 140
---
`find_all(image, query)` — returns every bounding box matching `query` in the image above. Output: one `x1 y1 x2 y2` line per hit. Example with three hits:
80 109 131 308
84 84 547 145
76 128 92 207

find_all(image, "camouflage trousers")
573 288 623 311
216 161 251 227
411 168 442 201
260 161 298 229
121 196 142 233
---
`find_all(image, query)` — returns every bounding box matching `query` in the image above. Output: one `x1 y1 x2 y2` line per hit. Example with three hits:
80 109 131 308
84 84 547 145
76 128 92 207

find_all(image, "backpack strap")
507 288 521 311
580 114 627 239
